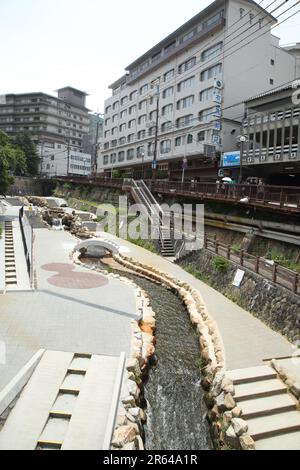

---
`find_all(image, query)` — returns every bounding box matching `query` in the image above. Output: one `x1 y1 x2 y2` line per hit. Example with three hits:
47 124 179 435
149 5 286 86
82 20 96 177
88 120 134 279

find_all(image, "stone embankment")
108 253 255 450
178 250 300 344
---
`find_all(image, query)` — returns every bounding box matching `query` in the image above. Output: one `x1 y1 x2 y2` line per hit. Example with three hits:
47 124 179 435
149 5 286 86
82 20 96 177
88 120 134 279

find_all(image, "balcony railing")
243 143 299 164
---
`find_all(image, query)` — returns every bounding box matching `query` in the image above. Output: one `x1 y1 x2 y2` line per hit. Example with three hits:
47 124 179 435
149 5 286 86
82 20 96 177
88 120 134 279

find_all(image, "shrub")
213 256 229 273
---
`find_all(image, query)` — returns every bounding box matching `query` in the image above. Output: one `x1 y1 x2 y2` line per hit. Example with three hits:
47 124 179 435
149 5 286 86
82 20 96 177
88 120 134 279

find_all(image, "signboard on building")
222 151 241 167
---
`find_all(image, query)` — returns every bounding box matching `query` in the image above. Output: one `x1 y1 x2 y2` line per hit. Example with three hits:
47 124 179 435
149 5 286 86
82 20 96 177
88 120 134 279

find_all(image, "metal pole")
239 139 243 184
152 83 160 180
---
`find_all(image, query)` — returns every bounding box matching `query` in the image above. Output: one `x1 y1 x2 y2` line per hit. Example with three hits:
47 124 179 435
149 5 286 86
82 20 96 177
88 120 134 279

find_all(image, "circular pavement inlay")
41 263 109 289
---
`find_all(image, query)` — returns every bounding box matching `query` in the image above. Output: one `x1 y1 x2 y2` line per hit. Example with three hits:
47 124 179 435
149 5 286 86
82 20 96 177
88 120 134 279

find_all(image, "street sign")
222 151 241 167
152 160 157 170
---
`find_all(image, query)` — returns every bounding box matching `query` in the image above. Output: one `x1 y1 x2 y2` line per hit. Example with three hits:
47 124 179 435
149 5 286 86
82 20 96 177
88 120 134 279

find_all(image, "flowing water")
123 273 212 451
81 257 212 450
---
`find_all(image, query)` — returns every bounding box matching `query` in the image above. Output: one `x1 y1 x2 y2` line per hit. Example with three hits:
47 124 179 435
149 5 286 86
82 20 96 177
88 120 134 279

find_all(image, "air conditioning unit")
214 79 224 89
289 152 297 160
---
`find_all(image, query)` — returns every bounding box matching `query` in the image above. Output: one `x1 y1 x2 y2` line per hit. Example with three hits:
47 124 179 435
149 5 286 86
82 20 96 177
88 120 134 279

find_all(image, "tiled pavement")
0 228 138 391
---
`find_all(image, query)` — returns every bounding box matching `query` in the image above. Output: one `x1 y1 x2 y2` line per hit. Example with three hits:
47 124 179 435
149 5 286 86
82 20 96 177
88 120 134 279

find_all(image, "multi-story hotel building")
0 86 92 177
99 0 299 181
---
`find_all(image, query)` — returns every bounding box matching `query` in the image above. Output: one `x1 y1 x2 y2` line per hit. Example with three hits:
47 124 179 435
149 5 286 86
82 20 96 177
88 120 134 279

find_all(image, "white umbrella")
222 177 232 183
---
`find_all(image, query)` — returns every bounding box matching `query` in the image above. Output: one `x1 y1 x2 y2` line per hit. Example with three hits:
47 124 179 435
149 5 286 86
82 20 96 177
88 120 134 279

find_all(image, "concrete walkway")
0 227 138 391
99 232 294 371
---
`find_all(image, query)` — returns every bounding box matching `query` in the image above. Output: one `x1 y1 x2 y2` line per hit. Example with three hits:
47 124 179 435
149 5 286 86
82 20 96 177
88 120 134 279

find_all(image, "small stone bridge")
74 238 120 256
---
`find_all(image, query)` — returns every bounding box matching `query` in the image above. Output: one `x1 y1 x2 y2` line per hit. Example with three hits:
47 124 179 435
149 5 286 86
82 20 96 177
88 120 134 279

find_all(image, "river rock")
224 393 236 410
239 434 256 450
223 411 233 428
211 372 225 398
126 358 141 376
232 418 248 437
222 378 235 395
127 380 139 399
225 425 239 449
232 407 242 418
211 404 220 421
111 425 138 448
122 396 136 408
122 441 137 451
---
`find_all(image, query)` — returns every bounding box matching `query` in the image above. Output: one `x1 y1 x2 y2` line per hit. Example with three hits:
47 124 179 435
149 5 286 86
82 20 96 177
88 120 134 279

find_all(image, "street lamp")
237 134 249 183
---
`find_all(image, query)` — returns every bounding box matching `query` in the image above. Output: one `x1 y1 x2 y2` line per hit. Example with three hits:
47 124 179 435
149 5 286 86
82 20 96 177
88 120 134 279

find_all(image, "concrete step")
0 350 125 450
255 431 300 450
241 394 297 419
227 366 277 385
247 411 300 440
235 379 287 402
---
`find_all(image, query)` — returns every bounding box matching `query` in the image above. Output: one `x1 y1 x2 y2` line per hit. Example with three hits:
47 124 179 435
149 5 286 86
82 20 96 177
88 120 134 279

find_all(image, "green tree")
13 131 40 175
0 130 27 195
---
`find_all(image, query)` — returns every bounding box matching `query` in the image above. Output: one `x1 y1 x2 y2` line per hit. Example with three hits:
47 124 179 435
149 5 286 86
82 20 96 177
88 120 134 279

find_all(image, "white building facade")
99 0 300 181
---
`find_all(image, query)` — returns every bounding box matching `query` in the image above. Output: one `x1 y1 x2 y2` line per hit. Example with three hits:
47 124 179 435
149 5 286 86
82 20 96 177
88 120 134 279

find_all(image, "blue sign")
222 151 241 167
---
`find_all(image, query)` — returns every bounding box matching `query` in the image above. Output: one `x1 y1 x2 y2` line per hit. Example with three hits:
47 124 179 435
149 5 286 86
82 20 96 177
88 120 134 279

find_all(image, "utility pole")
152 81 160 180
94 113 102 175
67 140 70 176
237 135 248 183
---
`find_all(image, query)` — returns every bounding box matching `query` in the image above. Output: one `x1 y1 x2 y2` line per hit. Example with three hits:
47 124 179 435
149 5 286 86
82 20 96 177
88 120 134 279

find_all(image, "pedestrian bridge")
74 238 120 256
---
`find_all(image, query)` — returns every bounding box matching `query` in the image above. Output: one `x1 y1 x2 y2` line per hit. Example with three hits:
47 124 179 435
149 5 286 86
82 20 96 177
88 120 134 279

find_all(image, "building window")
162 104 173 116
111 139 117 147
240 8 245 19
130 90 137 101
119 123 126 132
177 76 195 92
160 140 171 154
176 95 194 110
175 136 183 147
119 137 126 145
139 99 148 110
178 57 196 74
201 42 223 61
164 69 174 82
113 101 119 110
112 114 118 123
138 130 146 139
127 149 134 160
138 115 147 125
180 28 197 44
120 109 127 119
140 84 148 95
200 63 222 81
128 133 135 142
105 118 111 126
111 126 118 135
199 107 214 123
161 121 172 132
200 87 214 102
104 142 109 150
121 96 128 106
249 13 255 24
148 142 154 156
118 151 125 162
103 155 109 165
104 130 110 138
162 86 174 99
270 79 274 85
271 59 275 66
128 119 136 129
202 10 224 30
149 110 157 121
129 105 137 115
187 134 193 144
176 115 193 129
110 153 117 164
148 126 156 136
137 146 145 158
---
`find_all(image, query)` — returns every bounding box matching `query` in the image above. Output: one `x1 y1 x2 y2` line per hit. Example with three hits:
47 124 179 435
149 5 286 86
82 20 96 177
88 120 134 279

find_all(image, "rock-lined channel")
81 257 212 450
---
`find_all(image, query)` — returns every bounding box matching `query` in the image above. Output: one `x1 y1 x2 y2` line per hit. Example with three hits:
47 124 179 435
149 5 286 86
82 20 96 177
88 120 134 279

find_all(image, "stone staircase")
0 350 125 450
4 221 17 287
227 365 300 450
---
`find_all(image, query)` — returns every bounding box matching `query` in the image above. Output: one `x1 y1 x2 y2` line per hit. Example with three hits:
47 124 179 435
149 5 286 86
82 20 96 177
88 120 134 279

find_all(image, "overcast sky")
0 0 299 112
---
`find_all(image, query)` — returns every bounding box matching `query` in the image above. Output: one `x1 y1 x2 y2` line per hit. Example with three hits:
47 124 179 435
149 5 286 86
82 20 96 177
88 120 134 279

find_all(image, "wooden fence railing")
204 235 299 295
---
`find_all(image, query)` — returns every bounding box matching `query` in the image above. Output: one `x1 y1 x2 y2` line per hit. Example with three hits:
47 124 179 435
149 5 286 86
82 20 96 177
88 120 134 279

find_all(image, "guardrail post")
240 249 244 267
272 262 278 283
204 235 208 249
215 239 219 254
292 273 298 294
255 257 260 273
227 245 231 260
